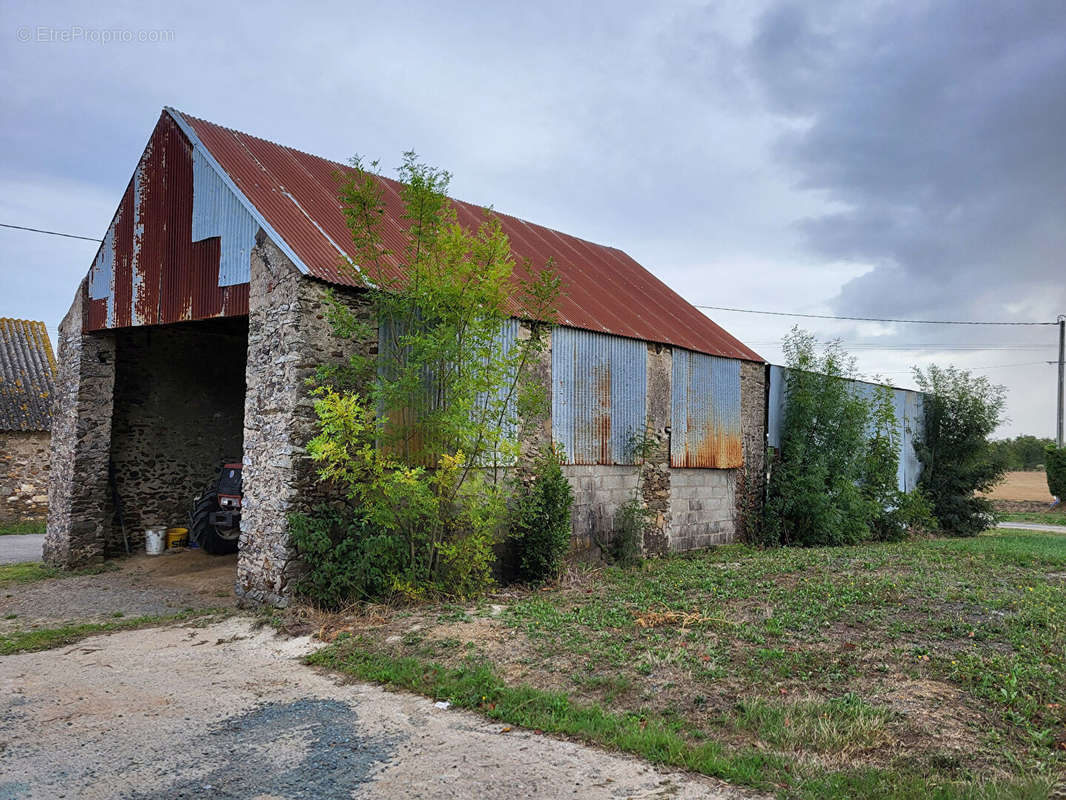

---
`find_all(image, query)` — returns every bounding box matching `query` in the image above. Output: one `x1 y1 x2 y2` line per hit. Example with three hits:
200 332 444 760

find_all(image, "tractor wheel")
189 487 239 555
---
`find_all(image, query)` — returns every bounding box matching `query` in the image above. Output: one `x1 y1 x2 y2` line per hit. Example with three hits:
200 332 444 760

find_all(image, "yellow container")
166 527 189 549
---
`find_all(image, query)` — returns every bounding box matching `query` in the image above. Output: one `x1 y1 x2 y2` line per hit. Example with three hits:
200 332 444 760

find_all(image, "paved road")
996 521 1066 534
0 533 44 565
0 618 760 800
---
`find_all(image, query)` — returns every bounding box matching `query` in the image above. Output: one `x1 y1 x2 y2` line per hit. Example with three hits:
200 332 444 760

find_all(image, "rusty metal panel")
552 327 646 465
83 112 250 332
175 110 762 363
671 350 742 468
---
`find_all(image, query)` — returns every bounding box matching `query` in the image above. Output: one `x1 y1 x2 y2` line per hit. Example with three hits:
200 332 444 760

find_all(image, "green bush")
1046 444 1066 499
914 365 1007 536
289 506 404 609
764 330 872 546
510 448 575 583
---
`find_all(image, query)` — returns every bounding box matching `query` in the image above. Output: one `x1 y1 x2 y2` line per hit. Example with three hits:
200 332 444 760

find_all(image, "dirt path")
0 618 758 800
0 551 237 633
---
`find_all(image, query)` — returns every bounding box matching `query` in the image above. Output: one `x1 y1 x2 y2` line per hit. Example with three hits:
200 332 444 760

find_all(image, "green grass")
312 529 1066 799
0 520 46 535
999 512 1066 526
0 608 228 654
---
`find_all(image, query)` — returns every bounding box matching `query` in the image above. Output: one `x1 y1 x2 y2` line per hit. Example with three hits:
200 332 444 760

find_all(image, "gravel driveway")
0 618 757 799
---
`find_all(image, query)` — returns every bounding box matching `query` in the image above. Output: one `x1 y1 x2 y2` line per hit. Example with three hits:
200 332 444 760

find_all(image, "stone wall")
107 319 247 554
44 281 116 568
238 234 374 606
0 431 50 522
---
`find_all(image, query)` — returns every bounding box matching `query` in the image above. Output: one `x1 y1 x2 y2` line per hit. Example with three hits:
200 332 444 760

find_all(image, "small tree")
862 383 904 540
913 365 1007 536
763 329 873 546
303 153 560 601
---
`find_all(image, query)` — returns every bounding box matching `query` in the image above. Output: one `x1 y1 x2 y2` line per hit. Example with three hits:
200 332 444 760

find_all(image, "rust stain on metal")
84 112 248 333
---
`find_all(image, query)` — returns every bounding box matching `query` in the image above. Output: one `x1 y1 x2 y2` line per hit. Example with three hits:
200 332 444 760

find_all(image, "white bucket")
145 527 166 555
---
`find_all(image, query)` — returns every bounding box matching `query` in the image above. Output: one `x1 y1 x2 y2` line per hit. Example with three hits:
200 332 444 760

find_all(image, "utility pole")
1058 314 1065 448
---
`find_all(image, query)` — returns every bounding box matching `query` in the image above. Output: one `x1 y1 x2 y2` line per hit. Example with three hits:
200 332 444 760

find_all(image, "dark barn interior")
105 317 248 555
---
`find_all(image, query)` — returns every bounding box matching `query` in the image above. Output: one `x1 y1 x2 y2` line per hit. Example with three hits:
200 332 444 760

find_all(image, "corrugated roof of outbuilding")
0 319 57 432
172 109 763 362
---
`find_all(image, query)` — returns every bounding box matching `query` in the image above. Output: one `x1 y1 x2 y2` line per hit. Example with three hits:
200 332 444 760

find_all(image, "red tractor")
190 462 243 554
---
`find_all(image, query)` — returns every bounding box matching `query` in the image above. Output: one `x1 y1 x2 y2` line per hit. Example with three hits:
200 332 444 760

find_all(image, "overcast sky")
1 0 1063 437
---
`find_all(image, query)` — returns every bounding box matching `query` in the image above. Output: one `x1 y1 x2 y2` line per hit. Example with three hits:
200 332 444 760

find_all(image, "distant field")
985 470 1054 501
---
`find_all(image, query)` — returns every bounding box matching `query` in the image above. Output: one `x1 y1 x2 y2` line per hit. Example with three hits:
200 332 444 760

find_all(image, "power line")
747 341 1055 351
696 304 1058 326
879 360 1054 374
0 222 102 243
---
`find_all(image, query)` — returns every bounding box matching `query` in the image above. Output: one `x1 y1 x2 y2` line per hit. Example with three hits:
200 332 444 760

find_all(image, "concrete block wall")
666 468 736 551
562 464 640 552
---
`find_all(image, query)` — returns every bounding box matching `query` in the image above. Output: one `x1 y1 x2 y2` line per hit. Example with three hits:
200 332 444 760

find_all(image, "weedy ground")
309 529 1066 799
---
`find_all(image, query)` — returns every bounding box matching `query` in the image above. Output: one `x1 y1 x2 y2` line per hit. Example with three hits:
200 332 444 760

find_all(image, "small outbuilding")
44 108 767 605
1 318 56 523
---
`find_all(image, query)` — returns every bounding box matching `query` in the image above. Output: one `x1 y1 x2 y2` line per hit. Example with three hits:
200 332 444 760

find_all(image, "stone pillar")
736 360 768 535
237 235 373 606
516 323 553 472
43 280 116 568
640 343 672 556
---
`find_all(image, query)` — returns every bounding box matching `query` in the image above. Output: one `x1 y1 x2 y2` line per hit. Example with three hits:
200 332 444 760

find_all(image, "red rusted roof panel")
180 112 762 362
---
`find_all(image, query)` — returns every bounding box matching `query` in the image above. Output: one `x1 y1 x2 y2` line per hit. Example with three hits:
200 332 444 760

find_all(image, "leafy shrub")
1046 444 1066 499
611 496 650 567
763 330 873 546
289 506 404 609
511 447 575 583
913 365 1007 536
862 384 902 541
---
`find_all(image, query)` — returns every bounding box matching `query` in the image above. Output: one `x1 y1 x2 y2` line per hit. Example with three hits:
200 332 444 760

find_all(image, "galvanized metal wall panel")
766 366 926 492
191 148 257 287
552 327 647 465
670 350 742 469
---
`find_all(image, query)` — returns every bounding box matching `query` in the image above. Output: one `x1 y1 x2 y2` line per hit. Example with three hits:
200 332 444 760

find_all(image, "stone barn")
1 319 56 524
44 108 767 605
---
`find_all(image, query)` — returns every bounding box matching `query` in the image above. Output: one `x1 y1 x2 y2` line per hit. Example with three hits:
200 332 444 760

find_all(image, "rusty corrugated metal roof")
0 319 57 432
171 109 763 362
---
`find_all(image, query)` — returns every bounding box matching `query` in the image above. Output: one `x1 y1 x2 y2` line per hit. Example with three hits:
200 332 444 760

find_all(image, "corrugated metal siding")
376 317 520 462
175 109 762 362
0 319 57 432
766 366 926 492
84 112 249 332
670 350 743 468
191 149 258 287
552 327 647 465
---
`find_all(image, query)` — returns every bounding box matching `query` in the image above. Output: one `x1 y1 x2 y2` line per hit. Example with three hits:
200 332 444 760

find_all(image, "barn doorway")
106 316 248 568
